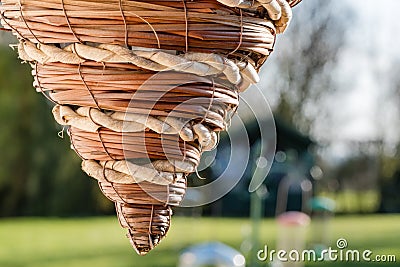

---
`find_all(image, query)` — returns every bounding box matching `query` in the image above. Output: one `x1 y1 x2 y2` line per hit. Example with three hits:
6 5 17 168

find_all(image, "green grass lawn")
0 215 399 267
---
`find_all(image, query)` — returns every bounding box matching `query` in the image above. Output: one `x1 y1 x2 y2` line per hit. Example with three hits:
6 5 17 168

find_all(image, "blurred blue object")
308 197 336 212
178 242 246 267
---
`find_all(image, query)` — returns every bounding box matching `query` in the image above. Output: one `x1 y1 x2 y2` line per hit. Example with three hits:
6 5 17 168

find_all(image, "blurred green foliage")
0 46 113 216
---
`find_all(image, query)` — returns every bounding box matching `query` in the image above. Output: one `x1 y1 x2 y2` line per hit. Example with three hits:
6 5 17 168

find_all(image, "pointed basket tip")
116 203 172 255
127 230 160 256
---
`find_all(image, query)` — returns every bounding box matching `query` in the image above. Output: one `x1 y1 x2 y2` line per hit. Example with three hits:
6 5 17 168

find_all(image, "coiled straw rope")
0 0 301 255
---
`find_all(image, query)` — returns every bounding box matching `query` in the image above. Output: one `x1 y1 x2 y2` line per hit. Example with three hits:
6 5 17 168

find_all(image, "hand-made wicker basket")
0 0 301 255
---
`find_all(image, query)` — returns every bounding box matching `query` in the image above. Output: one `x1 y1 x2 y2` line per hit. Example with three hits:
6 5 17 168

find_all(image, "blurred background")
0 0 399 266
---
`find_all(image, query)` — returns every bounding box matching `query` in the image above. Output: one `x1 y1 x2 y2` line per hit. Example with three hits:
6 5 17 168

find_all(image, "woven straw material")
99 174 187 206
2 0 276 65
0 0 301 255
69 127 202 166
116 203 172 255
33 61 239 120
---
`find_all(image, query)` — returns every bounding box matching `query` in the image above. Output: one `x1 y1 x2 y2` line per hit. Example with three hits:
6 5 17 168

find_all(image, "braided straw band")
81 159 185 186
98 170 187 206
19 40 259 90
99 176 186 207
53 105 219 151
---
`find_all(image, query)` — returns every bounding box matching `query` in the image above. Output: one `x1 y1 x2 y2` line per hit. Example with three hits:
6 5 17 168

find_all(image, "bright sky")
255 0 400 159
320 0 400 160
335 0 400 143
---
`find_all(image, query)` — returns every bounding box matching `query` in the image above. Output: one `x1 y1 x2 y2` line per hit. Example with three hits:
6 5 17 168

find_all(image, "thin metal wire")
68 127 85 160
97 130 116 160
228 9 243 55
147 205 155 249
0 11 23 37
200 78 216 124
18 0 42 44
182 0 188 52
77 63 101 109
118 0 129 47
34 63 58 105
61 0 82 43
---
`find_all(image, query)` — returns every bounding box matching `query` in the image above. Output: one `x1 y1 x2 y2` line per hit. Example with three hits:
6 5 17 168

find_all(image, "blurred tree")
334 149 380 213
0 43 113 216
258 0 352 208
263 0 350 134
378 60 400 212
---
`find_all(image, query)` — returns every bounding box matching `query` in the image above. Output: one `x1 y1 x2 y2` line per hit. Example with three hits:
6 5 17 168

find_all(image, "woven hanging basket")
0 0 301 255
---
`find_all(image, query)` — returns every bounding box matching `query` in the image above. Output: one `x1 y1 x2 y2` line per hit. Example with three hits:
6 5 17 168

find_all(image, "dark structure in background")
201 116 315 217
379 170 400 213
